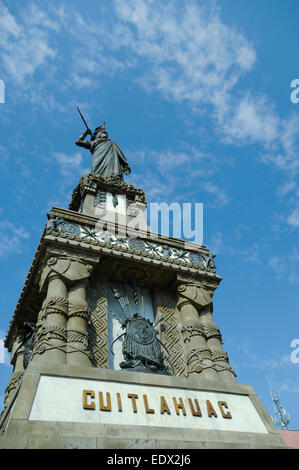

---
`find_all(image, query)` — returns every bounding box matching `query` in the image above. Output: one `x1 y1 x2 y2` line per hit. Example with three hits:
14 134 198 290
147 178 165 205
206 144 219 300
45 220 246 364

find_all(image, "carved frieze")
46 219 217 274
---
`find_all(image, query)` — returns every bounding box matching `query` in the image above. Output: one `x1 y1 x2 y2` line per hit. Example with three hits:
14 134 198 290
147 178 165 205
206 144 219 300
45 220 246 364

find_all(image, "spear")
76 106 91 133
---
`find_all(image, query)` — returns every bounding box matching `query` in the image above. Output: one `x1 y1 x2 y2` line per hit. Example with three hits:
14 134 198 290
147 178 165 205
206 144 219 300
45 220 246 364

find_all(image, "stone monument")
0 121 286 449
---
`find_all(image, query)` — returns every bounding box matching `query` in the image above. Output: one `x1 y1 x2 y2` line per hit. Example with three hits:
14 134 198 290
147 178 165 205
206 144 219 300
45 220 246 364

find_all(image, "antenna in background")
268 382 291 430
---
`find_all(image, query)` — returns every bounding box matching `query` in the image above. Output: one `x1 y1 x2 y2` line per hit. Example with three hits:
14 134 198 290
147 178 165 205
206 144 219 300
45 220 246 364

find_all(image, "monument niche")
0 117 286 449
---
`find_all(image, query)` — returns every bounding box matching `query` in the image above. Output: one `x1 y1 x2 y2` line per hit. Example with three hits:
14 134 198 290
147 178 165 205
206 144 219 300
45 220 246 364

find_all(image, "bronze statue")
75 118 131 179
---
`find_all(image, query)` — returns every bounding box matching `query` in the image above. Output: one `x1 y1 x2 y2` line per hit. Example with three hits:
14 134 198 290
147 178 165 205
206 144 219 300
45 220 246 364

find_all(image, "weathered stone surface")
0 364 286 449
0 161 282 451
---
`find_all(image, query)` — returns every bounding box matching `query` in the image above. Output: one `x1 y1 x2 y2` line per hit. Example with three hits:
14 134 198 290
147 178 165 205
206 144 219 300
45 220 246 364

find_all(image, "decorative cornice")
45 216 217 274
50 206 210 254
44 230 221 280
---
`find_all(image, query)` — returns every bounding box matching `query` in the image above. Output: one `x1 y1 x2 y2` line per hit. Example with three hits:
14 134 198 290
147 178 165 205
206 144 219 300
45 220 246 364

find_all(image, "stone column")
33 249 99 366
67 280 90 367
200 304 236 382
177 281 218 380
33 273 68 363
1 335 25 415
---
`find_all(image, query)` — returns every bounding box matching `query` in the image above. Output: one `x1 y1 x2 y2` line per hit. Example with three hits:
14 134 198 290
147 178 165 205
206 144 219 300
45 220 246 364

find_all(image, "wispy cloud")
237 341 293 371
0 220 30 258
0 331 10 366
1 1 298 233
0 2 56 85
287 207 299 227
269 248 299 284
126 145 230 206
112 0 256 106
52 151 89 184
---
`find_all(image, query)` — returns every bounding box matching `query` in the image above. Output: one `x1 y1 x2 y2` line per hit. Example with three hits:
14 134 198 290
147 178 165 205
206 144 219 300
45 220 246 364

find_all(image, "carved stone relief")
175 275 236 381
87 277 109 368
154 290 186 377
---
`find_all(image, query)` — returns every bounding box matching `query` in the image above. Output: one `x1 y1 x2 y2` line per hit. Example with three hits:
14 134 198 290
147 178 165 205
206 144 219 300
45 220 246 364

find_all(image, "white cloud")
222 93 279 146
262 113 299 174
52 151 89 183
277 181 297 197
0 2 56 84
0 331 10 366
126 145 230 207
201 181 230 208
287 207 299 227
0 220 30 258
207 231 227 255
53 151 82 176
237 341 293 371
0 1 298 225
112 0 256 109
269 248 299 284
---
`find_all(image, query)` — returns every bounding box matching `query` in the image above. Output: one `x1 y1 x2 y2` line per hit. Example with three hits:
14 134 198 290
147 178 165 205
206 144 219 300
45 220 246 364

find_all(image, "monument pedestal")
0 361 286 449
0 174 287 449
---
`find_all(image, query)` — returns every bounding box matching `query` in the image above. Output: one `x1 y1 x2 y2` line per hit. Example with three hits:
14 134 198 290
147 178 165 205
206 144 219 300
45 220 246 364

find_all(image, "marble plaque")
28 375 268 434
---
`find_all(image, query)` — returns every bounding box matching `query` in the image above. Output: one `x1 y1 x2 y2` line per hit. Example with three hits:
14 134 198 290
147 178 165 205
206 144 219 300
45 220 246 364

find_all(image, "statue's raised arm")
75 129 92 149
75 121 131 179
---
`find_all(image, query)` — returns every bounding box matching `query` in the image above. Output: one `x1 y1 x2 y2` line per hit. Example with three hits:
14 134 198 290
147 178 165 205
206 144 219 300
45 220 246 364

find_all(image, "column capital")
176 273 221 294
38 247 100 293
176 280 212 311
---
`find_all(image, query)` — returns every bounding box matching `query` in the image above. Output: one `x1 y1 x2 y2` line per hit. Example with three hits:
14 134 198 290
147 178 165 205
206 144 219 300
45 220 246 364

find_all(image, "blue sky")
0 0 298 429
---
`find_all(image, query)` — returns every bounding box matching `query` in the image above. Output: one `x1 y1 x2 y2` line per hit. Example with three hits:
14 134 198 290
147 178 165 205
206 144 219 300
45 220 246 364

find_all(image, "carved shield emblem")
127 317 156 345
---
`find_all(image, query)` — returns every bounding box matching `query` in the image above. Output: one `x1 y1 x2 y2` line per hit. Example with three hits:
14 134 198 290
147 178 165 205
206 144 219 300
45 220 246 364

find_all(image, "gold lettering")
218 401 232 419
173 397 186 416
143 394 155 414
206 400 218 417
117 393 122 412
99 392 111 412
188 398 202 417
128 393 139 413
160 396 171 415
83 390 95 410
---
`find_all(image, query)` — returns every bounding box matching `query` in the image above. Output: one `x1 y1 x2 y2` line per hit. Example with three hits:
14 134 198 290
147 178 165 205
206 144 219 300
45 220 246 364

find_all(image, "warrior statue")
75 120 131 179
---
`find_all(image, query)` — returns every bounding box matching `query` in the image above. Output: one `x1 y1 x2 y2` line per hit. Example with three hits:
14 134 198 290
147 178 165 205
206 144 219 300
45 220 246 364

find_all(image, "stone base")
0 362 286 449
